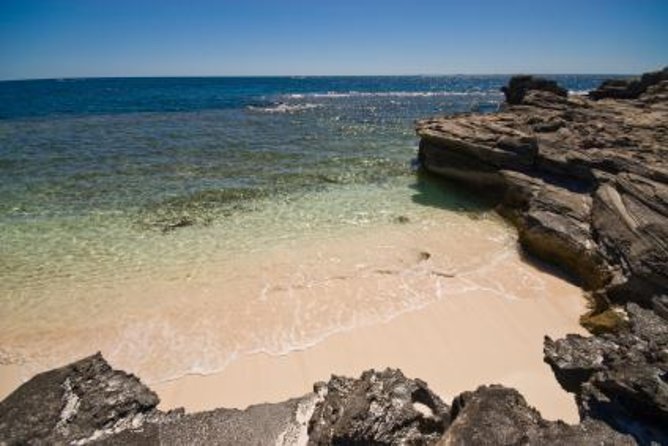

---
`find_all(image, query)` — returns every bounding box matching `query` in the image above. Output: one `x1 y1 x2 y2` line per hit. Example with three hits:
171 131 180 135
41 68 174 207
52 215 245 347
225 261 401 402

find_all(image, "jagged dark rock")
501 75 568 105
438 385 634 445
307 368 450 445
0 352 180 445
589 67 668 100
0 356 649 445
0 353 320 445
545 303 668 445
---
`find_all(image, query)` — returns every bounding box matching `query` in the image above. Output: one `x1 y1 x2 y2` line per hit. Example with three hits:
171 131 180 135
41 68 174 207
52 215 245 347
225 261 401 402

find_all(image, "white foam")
248 103 321 113
283 91 501 99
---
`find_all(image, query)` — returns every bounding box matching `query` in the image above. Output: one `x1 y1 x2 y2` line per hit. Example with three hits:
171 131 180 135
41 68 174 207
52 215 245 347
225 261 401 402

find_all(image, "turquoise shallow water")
0 76 609 381
0 75 611 288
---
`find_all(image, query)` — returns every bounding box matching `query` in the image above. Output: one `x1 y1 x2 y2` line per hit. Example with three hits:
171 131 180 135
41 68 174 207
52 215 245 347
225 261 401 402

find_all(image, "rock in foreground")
545 301 668 445
0 355 635 445
307 368 450 445
440 385 633 446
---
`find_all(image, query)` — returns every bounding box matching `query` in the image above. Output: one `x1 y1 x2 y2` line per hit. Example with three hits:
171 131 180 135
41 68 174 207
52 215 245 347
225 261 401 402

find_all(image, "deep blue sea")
0 75 612 384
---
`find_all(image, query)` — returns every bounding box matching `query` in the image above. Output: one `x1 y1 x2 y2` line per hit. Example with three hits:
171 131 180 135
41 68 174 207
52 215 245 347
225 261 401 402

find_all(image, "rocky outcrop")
417 70 668 445
545 300 668 445
439 385 633 445
416 70 668 304
589 67 668 100
0 352 180 445
307 369 450 445
0 353 318 445
501 75 568 105
0 356 635 445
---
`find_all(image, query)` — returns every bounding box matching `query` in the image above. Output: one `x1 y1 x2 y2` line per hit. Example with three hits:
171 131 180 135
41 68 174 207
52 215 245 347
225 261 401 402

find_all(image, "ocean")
0 75 609 385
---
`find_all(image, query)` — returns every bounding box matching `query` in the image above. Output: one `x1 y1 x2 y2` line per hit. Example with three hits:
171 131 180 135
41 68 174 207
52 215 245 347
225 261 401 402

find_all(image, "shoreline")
152 266 587 422
1 209 587 423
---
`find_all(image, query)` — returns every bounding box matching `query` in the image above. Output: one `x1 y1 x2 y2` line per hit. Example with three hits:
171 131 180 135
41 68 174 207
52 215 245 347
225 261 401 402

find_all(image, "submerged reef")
2 69 667 445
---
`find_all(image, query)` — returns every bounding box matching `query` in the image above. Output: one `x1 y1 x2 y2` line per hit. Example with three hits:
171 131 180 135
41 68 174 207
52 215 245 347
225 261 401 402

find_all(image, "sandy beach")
153 252 587 423
1 206 588 423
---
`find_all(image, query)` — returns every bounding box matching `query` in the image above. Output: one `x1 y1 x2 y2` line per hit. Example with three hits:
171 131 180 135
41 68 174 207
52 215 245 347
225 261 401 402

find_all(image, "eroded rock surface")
0 354 318 445
0 352 179 445
417 70 668 445
439 385 633 446
417 69 668 303
307 368 450 445
501 75 568 105
545 301 668 445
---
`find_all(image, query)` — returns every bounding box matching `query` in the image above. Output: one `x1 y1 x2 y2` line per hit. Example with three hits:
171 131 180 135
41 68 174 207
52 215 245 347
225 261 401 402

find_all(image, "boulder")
439 385 633 445
0 352 179 445
501 75 568 105
307 368 450 445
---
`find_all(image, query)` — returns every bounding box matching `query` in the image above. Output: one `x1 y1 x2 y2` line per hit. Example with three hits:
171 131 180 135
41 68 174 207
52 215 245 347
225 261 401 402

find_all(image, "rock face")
307 368 450 445
589 67 668 100
417 70 668 304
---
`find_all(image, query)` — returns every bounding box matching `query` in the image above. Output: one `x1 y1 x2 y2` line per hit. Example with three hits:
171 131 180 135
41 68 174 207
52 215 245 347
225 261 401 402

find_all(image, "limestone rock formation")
0 352 180 445
417 72 668 304
0 358 636 445
417 70 668 445
439 385 633 446
545 301 668 445
0 354 318 445
307 368 450 445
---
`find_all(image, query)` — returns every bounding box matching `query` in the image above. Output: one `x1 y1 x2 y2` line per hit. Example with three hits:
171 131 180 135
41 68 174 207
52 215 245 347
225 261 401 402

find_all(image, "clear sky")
1 0 666 80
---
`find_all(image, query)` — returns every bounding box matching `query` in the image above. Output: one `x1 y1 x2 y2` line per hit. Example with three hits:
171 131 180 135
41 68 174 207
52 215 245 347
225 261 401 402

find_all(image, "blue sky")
1 0 666 80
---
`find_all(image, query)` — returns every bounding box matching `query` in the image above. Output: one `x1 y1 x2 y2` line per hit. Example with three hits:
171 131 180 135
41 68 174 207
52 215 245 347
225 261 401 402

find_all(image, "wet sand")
153 260 587 422
0 210 588 422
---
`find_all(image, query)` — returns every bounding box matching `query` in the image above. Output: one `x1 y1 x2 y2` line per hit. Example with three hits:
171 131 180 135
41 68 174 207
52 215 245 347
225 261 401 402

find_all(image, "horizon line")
0 71 639 83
